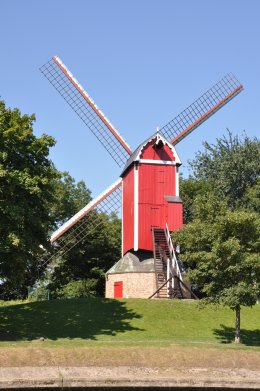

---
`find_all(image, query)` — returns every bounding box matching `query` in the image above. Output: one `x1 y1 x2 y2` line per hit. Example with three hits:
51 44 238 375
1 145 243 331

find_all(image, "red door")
114 281 123 298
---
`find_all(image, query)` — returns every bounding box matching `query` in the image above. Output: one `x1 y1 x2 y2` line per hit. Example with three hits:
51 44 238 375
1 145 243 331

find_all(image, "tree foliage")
180 131 260 223
179 176 210 224
176 131 260 343
0 100 59 298
50 172 91 228
0 101 107 299
177 207 260 304
56 279 98 298
47 212 121 298
191 130 260 208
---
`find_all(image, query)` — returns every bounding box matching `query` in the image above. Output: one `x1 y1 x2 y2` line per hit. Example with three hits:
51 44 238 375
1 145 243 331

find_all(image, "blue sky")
1 0 259 198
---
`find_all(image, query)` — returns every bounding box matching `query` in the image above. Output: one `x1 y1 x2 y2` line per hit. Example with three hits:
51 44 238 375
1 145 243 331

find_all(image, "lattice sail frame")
39 181 122 268
160 73 243 145
40 56 132 167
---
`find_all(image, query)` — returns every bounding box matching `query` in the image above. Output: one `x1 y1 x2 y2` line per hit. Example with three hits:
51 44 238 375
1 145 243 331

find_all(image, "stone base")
106 250 156 299
105 249 192 299
106 271 157 299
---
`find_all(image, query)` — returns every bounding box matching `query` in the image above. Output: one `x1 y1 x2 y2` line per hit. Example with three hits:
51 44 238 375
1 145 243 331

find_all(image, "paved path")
0 366 260 389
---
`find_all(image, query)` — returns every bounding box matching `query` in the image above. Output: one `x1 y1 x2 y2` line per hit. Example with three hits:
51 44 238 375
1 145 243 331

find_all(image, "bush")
28 286 50 301
56 279 98 298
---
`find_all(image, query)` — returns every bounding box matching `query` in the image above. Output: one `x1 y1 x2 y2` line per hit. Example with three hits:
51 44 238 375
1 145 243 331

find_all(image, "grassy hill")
0 298 259 348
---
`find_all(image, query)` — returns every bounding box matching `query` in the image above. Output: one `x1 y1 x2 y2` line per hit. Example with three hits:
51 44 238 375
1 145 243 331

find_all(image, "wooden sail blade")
51 179 122 243
40 56 132 167
38 180 122 269
159 74 243 145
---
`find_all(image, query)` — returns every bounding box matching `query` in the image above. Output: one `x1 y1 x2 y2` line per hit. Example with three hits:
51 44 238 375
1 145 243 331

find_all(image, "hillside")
0 298 259 348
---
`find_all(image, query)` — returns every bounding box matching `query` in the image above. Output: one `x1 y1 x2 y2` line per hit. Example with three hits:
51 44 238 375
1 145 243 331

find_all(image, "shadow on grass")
0 298 143 341
213 324 260 346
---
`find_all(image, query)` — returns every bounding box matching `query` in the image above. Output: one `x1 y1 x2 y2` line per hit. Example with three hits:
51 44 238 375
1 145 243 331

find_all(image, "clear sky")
1 0 259 198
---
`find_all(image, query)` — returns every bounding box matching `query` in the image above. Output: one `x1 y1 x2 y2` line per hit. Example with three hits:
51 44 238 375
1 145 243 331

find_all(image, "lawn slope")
0 298 259 347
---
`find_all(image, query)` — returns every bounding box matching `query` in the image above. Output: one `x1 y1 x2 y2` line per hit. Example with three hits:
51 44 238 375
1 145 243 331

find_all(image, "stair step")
152 226 184 300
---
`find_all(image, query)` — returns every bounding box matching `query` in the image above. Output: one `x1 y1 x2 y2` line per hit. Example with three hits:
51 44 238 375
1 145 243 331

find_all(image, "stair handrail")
165 223 183 282
148 275 174 299
152 228 160 295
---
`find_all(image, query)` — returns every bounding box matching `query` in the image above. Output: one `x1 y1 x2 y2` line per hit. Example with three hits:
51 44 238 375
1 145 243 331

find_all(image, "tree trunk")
234 305 241 343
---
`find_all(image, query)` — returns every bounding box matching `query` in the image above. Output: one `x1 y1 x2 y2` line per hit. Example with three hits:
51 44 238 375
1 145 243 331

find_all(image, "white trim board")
134 164 139 251
139 159 179 166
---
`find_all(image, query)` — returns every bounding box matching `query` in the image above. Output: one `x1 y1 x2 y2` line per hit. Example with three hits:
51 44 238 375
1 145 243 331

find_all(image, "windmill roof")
106 250 155 274
120 132 181 176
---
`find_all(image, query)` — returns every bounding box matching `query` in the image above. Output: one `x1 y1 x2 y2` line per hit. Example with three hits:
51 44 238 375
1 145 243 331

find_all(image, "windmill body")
40 57 243 299
105 133 184 299
121 133 182 255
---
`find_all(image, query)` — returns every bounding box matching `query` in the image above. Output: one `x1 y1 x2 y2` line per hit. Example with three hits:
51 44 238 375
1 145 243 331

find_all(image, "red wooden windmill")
40 57 243 299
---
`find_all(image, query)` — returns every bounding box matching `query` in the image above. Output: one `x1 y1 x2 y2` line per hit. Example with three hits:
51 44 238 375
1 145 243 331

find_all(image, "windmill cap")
120 132 181 177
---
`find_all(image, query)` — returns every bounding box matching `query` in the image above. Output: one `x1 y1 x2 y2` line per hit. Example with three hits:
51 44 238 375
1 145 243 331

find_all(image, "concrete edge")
0 367 259 389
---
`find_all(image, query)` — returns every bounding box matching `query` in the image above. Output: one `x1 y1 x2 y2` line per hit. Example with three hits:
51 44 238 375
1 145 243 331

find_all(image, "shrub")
56 279 98 298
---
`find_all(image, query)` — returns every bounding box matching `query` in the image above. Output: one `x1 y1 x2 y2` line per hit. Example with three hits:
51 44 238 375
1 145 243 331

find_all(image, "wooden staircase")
152 227 183 299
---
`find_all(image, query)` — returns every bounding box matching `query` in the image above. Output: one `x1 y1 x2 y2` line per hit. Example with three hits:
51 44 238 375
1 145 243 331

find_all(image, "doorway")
114 281 123 298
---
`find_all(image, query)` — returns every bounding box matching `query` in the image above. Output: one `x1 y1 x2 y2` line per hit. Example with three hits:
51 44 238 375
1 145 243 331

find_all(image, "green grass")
0 298 259 348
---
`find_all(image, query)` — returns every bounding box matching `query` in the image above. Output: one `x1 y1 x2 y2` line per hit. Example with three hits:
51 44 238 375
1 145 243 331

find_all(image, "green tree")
47 212 121 297
190 130 260 209
179 131 260 222
0 100 59 298
239 179 260 213
176 203 260 343
179 176 210 224
176 132 260 343
0 100 118 300
50 171 92 227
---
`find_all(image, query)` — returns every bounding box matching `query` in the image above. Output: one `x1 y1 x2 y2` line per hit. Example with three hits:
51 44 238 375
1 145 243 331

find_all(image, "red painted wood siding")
168 203 183 231
114 281 123 298
122 140 182 254
138 163 177 251
141 141 175 161
122 166 135 254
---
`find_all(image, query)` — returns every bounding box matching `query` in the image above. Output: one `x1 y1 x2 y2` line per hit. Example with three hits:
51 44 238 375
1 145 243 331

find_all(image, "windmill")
40 57 243 299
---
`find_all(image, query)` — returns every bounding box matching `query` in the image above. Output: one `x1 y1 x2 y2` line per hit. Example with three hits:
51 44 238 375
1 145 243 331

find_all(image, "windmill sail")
160 73 243 145
51 179 122 243
40 56 132 167
39 180 122 268
40 58 244 269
